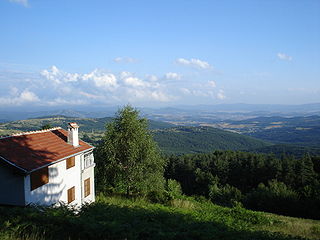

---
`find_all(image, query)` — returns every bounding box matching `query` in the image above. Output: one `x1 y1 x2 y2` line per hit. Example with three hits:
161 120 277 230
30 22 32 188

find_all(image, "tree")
295 153 316 188
41 124 53 130
96 105 165 196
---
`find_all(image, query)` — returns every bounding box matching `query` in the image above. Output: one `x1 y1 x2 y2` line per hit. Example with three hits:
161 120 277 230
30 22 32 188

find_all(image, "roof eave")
0 155 28 173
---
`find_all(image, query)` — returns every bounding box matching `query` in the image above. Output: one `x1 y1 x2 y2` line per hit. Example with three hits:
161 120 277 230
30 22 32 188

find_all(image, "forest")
165 151 320 219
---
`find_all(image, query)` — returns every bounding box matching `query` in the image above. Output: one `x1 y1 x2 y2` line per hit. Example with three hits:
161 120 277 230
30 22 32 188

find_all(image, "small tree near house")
96 105 165 196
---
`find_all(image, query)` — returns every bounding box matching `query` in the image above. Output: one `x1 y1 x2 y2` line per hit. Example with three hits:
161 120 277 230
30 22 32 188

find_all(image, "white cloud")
119 72 148 87
79 91 100 99
127 89 172 102
41 65 80 84
20 90 39 102
123 77 146 87
164 72 181 80
151 91 172 102
180 88 211 97
114 57 136 63
208 80 216 88
217 89 226 100
145 74 158 82
119 71 133 79
39 67 169 103
9 0 28 7
176 58 212 69
180 88 191 95
0 89 39 106
277 53 292 61
46 98 87 106
9 87 19 96
83 70 118 89
0 64 228 107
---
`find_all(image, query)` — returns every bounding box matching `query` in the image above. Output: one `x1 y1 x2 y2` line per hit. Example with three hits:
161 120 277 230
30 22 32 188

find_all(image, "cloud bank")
0 64 226 107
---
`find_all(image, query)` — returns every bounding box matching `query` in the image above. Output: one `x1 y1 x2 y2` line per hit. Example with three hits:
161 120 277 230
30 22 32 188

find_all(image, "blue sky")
0 0 319 108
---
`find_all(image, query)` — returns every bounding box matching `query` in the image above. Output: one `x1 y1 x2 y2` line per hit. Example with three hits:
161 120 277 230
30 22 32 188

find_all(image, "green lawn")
1 194 319 240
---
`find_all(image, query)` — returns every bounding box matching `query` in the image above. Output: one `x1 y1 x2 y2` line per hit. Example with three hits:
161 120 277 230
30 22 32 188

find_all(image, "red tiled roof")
0 128 94 172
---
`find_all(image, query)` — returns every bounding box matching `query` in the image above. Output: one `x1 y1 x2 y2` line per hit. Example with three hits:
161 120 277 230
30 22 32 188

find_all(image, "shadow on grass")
0 201 304 240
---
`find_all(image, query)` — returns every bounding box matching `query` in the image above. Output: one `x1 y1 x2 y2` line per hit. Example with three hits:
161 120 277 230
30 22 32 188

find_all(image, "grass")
261 213 320 240
0 194 319 240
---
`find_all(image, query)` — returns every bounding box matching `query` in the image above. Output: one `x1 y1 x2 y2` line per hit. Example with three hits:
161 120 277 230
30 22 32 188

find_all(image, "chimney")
67 122 79 147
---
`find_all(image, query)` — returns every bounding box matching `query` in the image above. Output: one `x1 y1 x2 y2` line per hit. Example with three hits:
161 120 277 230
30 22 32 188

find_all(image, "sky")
0 0 319 109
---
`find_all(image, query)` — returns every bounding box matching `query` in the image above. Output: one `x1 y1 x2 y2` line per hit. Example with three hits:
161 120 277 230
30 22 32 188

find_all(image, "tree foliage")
165 150 320 219
41 124 53 130
96 105 165 195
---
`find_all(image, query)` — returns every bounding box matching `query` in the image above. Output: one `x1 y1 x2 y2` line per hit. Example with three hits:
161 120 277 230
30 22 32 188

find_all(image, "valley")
1 114 320 157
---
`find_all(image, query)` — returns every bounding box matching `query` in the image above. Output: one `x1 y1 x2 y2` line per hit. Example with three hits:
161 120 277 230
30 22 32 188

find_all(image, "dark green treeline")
165 151 320 219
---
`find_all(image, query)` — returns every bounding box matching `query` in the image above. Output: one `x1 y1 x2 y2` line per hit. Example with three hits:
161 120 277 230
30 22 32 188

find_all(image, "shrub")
165 179 183 200
209 183 242 207
245 179 299 216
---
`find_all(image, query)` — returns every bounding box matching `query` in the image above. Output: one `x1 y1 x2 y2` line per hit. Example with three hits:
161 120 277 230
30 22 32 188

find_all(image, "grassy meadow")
0 194 319 240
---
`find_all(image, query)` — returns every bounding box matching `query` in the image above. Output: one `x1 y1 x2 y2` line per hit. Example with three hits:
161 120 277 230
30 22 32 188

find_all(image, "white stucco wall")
24 151 95 206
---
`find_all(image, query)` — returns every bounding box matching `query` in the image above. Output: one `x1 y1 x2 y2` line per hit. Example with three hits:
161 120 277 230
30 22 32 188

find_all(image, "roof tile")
0 128 93 172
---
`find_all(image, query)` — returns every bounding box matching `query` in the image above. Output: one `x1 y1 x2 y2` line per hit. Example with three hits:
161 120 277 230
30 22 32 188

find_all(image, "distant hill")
152 126 271 155
0 115 175 136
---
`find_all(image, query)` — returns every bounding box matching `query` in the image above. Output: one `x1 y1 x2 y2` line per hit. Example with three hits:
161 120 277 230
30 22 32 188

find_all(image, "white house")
0 122 95 206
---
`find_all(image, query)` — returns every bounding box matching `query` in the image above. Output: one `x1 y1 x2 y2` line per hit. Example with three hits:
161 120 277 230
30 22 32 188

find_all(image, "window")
30 167 49 191
67 187 75 203
84 178 90 197
66 156 75 169
83 152 94 169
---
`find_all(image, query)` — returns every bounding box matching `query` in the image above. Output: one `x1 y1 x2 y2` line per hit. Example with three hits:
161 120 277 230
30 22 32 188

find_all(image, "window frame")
67 186 75 203
66 156 75 169
84 178 90 197
83 152 94 169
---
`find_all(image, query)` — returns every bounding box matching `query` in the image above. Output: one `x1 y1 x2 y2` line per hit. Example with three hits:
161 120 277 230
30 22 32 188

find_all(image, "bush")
165 179 183 200
209 183 242 207
245 180 299 216
146 190 167 203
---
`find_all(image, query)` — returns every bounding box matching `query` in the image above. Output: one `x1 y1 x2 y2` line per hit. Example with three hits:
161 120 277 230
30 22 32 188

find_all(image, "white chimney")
67 122 79 147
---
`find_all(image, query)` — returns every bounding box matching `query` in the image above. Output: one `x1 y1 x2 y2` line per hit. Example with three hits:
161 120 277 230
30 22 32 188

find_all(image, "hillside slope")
0 195 319 240
153 126 271 154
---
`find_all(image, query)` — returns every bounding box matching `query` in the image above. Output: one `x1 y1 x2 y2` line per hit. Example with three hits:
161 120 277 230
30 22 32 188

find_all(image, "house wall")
0 163 25 205
24 151 95 206
24 154 83 206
